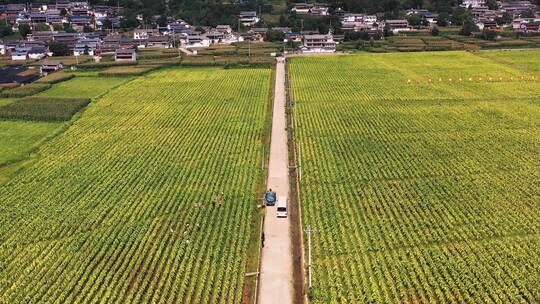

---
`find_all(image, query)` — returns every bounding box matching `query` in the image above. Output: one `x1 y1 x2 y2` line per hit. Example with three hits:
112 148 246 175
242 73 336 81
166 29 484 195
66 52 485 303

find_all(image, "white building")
183 35 211 48
238 11 260 26
461 0 486 8
302 34 336 53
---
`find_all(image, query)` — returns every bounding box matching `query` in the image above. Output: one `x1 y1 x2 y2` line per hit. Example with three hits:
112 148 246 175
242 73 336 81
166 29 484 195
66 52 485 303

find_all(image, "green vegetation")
38 76 130 99
36 72 75 84
289 51 540 303
0 120 62 166
0 97 90 121
0 66 271 302
0 83 52 98
100 65 160 76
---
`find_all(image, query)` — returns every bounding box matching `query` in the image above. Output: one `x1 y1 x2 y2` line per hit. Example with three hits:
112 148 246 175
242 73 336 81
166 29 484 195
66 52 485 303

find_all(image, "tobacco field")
0 67 271 303
289 51 540 303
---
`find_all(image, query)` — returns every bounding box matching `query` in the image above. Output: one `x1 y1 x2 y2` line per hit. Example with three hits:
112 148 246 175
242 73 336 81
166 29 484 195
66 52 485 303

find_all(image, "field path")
258 57 294 304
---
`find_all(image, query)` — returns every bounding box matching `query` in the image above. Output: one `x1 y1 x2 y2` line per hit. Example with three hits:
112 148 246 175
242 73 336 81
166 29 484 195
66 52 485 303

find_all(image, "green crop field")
0 67 271 303
289 51 540 303
38 76 130 99
0 120 62 166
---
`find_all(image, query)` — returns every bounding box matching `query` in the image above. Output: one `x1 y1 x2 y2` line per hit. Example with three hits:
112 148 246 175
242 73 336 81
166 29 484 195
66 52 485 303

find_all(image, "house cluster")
0 27 175 61
181 24 248 48
291 3 330 16
0 1 122 32
466 0 539 32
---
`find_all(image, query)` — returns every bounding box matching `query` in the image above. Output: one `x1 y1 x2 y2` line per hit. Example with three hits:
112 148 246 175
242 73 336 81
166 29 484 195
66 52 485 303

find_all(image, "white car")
276 196 288 218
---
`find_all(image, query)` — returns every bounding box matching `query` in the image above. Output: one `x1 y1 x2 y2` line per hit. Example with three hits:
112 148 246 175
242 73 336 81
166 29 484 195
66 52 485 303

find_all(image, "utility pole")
305 225 316 290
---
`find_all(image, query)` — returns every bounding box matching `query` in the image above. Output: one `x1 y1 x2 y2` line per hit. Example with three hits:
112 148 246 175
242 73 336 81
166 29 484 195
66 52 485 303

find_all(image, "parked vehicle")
265 189 276 206
276 196 287 218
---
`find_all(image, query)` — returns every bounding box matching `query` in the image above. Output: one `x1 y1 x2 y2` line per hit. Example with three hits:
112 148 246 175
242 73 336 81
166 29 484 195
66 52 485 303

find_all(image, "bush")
0 96 90 121
0 83 51 98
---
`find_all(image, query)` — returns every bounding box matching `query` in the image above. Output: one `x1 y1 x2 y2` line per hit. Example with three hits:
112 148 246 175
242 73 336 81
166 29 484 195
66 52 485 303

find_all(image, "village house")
309 4 329 16
28 46 48 59
216 25 232 34
147 35 170 48
302 33 336 53
40 60 63 75
477 19 499 30
183 35 211 48
11 47 30 60
238 11 260 26
461 0 486 8
291 3 312 14
133 29 160 40
385 19 411 32
114 48 136 62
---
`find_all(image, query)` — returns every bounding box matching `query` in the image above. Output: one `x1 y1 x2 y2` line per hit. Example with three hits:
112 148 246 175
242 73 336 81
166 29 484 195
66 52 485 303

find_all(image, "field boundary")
285 58 307 304
0 75 135 185
242 66 275 304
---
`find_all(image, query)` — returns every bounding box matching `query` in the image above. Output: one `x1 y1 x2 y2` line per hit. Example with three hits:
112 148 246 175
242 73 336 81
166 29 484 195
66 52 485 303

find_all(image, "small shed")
114 48 137 62
40 60 63 75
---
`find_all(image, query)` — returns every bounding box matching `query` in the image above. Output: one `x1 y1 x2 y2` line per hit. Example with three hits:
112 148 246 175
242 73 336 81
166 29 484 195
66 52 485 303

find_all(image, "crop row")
290 52 540 303
0 67 271 303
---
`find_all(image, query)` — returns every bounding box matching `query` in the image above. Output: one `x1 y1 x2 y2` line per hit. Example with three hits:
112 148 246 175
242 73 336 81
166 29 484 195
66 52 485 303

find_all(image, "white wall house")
461 0 486 8
302 34 336 53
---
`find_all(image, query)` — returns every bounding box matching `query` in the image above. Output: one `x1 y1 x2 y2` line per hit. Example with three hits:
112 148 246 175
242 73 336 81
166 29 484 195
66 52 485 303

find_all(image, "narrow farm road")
258 57 294 304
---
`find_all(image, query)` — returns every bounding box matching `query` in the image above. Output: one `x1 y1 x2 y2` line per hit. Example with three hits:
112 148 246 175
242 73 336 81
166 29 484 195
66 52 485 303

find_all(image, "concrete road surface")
258 57 293 304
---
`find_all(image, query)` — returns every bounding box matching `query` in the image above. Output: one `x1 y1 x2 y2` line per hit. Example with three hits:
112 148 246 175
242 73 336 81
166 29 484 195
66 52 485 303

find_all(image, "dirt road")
257 57 293 304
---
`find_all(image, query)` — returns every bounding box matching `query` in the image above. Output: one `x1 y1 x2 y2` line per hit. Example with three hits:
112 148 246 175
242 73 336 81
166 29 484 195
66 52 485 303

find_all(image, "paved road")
258 57 293 304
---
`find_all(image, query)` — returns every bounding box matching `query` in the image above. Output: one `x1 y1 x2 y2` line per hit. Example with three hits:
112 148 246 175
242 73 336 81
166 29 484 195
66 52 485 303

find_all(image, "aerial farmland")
0 49 538 304
289 51 540 303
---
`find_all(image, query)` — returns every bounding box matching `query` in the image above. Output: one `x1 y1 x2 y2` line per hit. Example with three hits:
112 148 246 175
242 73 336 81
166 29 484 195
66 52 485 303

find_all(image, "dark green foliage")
460 16 479 36
0 84 52 98
49 41 71 56
34 23 50 31
266 30 284 42
486 0 498 9
0 20 13 37
431 26 440 36
496 12 512 25
0 97 90 121
18 24 31 38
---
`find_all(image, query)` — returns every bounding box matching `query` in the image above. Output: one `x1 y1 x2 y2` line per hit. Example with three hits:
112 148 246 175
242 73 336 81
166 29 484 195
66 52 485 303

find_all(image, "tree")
407 15 423 26
450 7 467 26
63 23 76 33
48 41 71 56
102 18 113 30
34 23 50 32
431 25 440 36
384 23 393 37
83 25 94 33
266 30 285 42
437 12 449 26
157 15 168 27
521 9 535 18
495 12 512 26
481 29 497 40
121 14 139 30
460 16 478 36
0 20 13 38
486 0 498 10
18 24 31 38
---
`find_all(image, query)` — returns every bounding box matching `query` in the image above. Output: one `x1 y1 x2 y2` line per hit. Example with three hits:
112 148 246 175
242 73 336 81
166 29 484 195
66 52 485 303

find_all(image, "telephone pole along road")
258 57 294 304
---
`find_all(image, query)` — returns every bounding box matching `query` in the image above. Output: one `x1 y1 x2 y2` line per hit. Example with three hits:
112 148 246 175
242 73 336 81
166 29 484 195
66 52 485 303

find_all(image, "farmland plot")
289 51 540 303
0 67 271 303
